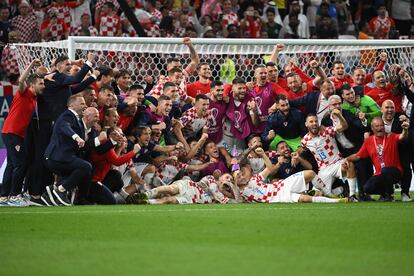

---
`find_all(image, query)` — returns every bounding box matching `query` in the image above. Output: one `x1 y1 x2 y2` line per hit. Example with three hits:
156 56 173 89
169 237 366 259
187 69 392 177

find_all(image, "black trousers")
88 182 116 205
24 119 54 196
1 133 27 196
364 167 401 196
46 157 92 192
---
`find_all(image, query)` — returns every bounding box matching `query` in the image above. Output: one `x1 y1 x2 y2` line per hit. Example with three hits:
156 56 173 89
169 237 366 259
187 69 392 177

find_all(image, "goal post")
10 37 414 85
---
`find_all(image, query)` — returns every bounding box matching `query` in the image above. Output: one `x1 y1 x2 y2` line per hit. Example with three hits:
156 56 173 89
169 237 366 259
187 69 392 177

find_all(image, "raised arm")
183 37 199 75
18 59 42 93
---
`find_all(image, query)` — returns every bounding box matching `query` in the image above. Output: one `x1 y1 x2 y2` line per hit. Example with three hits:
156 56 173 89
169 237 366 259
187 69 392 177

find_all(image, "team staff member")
25 53 97 201
347 117 410 201
0 60 45 206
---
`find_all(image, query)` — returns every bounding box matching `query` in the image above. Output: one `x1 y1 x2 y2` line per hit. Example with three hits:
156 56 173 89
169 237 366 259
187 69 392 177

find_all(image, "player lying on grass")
126 173 242 204
235 147 354 203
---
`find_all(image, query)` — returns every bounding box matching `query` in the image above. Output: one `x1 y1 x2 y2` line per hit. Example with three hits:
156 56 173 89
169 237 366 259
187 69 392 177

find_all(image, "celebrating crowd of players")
1 38 413 207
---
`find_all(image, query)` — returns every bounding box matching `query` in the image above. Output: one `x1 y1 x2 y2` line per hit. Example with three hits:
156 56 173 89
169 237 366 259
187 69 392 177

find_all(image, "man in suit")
25 53 98 201
42 95 107 206
289 80 335 123
322 95 372 200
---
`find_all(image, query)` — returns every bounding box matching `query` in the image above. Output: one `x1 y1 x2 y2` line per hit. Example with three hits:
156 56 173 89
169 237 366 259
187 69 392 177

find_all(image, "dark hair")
275 94 288 103
305 113 317 120
104 2 115 9
285 72 299 79
117 69 131 79
332 60 344 67
211 80 223 88
137 126 151 137
203 139 216 152
341 83 352 92
265 61 276 67
232 77 245 85
266 7 276 15
254 64 266 71
163 82 176 92
195 94 209 101
166 57 180 65
99 85 114 94
54 55 69 66
158 95 171 102
98 65 113 80
129 84 144 91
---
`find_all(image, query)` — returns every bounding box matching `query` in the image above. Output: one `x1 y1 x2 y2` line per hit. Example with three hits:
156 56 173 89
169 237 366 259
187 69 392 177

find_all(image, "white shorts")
174 180 197 204
318 160 345 190
270 171 307 203
121 163 150 186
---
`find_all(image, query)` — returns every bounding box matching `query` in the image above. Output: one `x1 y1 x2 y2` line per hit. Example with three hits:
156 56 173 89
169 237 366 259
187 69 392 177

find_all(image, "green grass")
1 203 414 275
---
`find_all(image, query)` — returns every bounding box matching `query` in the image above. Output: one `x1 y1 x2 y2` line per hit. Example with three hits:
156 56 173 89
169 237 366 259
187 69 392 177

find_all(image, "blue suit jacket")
289 91 321 118
44 110 113 162
44 110 85 162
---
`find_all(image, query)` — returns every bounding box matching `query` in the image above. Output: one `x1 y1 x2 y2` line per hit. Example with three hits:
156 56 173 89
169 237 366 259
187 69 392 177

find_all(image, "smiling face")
204 141 219 158
332 63 345 79
305 115 319 135
276 141 291 158
352 68 366 86
373 71 387 89
255 66 267 86
371 118 385 137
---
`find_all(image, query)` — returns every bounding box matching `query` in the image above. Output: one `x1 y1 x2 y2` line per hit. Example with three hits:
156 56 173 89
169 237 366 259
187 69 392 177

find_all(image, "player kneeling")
127 173 242 204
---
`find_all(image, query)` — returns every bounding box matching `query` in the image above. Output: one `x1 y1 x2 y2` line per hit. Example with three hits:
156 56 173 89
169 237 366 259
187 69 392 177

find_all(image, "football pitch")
1 203 413 275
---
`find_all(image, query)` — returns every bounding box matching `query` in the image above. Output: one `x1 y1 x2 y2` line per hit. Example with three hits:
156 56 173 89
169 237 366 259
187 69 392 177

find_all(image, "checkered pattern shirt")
241 174 284 203
179 107 211 138
180 176 216 204
222 12 239 27
145 24 160 37
174 26 186 37
50 3 72 28
99 15 121 37
95 0 120 12
155 162 189 186
40 19 67 41
11 14 39 43
1 46 19 77
148 72 189 101
301 126 342 169
71 25 99 36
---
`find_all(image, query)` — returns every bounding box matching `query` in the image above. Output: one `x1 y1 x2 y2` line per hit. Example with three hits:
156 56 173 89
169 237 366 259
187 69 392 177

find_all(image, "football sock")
119 188 129 199
311 196 340 203
145 188 158 199
348 178 356 196
143 173 154 186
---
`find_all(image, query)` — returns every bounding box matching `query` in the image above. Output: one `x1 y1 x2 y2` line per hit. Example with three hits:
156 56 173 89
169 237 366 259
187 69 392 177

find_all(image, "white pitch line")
0 205 413 215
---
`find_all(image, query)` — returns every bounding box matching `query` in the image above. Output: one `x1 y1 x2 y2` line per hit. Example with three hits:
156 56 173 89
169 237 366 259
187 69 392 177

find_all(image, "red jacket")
90 148 135 182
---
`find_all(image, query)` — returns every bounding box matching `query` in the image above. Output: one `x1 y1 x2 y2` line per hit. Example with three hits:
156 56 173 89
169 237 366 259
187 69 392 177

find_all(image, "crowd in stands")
0 0 413 44
1 38 414 207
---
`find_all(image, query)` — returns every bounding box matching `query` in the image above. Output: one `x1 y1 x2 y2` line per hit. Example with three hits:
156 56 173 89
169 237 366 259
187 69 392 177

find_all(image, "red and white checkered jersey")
151 9 162 23
71 25 99 36
222 12 239 27
198 175 231 204
148 71 189 101
241 173 284 203
1 46 19 77
50 3 73 28
40 19 67 41
178 177 215 204
301 126 342 169
11 14 39 43
99 15 121 37
95 0 120 12
179 107 211 137
174 26 186 37
154 162 189 186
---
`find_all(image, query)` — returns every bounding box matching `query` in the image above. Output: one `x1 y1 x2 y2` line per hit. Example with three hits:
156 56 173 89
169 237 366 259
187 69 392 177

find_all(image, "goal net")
9 37 414 84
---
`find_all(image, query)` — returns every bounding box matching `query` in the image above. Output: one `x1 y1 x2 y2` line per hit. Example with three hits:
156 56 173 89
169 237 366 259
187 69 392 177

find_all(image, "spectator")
316 15 339 39
280 0 310 38
71 13 98 36
97 1 122 37
11 0 39 43
240 6 262 38
40 8 69 42
264 7 283 38
0 4 11 45
368 4 396 39
389 0 413 37
1 31 19 83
